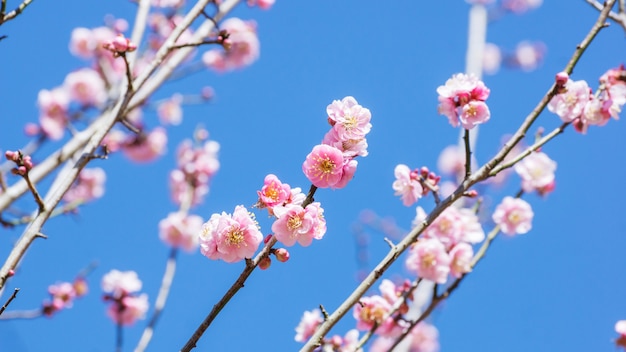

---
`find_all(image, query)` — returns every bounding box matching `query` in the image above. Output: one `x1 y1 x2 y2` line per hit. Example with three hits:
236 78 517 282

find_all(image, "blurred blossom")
159 212 203 251
492 196 534 236
121 127 168 162
38 88 70 140
294 309 323 342
63 167 106 203
502 0 542 13
514 151 556 194
63 68 107 107
101 270 148 326
157 94 184 126
513 41 545 71
202 18 260 71
101 270 142 297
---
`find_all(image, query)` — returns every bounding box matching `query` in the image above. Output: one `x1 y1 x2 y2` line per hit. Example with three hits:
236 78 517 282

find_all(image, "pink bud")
22 156 33 170
5 150 18 162
274 248 290 262
7 269 14 277
555 71 569 86
264 234 273 244
466 190 478 198
259 256 272 270
16 166 27 175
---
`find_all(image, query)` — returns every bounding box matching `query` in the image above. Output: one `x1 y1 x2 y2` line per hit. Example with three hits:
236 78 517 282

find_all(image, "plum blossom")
202 18 260 71
38 88 70 140
272 202 326 247
256 174 291 209
512 41 545 72
370 322 440 352
437 145 465 176
449 242 473 278
106 294 149 326
514 151 556 194
437 73 491 129
353 295 402 337
157 94 184 126
198 205 263 263
502 0 542 13
294 309 323 342
406 238 451 284
121 127 168 162
326 96 372 141
547 79 591 122
69 27 97 59
101 270 148 326
63 167 106 203
101 270 142 297
392 164 423 206
483 43 502 75
63 68 107 107
159 212 203 251
302 144 345 188
247 0 275 9
492 196 534 236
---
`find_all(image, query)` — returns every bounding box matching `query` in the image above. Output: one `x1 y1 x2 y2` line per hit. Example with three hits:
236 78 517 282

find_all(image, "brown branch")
181 185 319 351
0 288 19 315
0 0 33 25
586 0 626 31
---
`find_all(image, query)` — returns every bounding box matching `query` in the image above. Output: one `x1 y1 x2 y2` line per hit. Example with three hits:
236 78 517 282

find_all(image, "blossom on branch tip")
437 73 491 129
492 197 534 236
547 79 591 122
202 18 259 72
256 174 292 210
198 205 263 263
102 34 137 56
302 144 345 188
615 320 626 348
101 270 148 326
326 96 372 141
101 270 142 297
392 165 440 206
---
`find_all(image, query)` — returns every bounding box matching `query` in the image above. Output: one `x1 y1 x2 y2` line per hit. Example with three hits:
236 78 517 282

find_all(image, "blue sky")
1 1 626 351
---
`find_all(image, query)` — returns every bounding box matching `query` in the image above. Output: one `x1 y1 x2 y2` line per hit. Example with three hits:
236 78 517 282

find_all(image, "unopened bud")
555 71 569 86
258 256 272 270
274 248 290 262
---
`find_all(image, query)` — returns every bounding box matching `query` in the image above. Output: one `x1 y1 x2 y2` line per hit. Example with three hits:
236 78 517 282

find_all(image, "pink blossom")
514 151 556 193
198 205 263 263
370 322 440 352
272 202 326 247
248 0 275 9
493 197 534 236
157 94 183 125
106 293 149 326
548 79 591 122
176 138 220 180
159 212 203 252
257 174 291 209
437 73 490 129
458 208 485 244
294 309 323 342
302 144 345 188
202 18 259 71
69 27 97 59
63 167 106 203
353 295 393 332
422 207 463 248
333 159 358 189
392 164 423 206
406 238 451 284
63 68 106 107
38 88 70 140
449 243 473 278
459 100 490 129
326 96 372 141
169 169 209 206
437 145 465 176
512 41 545 72
322 127 368 158
101 270 142 297
48 282 77 309
122 127 168 162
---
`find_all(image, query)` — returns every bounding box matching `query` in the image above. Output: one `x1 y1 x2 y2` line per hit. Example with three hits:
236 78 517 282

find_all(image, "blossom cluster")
42 277 88 317
548 68 626 133
303 96 372 188
169 133 220 207
101 270 149 326
392 165 441 206
437 73 491 130
202 18 260 72
406 206 485 283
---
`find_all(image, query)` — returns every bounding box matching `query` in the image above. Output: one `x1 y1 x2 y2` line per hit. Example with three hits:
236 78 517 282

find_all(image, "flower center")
226 227 245 247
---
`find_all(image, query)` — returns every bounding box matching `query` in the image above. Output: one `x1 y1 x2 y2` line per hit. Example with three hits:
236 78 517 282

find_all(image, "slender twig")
0 200 83 228
134 249 178 352
586 0 626 31
300 3 615 349
0 0 33 25
170 39 222 50
463 128 472 180
0 308 41 319
0 288 19 315
23 173 45 213
181 185 318 351
489 122 570 176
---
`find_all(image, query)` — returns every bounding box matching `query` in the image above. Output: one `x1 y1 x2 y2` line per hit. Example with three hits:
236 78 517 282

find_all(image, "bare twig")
0 0 33 25
0 288 19 315
586 0 626 31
